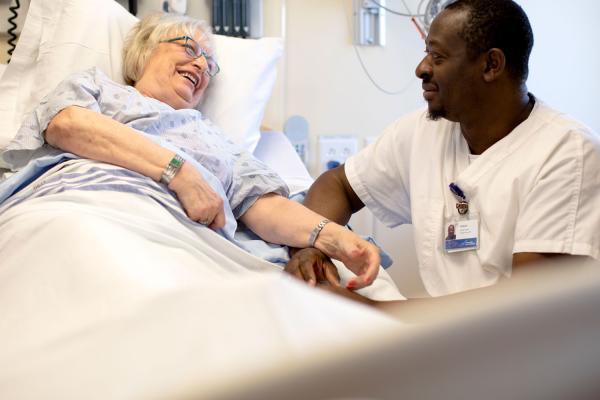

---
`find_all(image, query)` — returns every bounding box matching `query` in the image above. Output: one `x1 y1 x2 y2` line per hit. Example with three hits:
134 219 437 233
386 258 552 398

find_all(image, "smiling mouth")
423 89 437 101
179 71 198 88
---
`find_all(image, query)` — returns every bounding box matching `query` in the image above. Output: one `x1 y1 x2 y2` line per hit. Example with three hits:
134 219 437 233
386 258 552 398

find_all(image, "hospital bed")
1 1 600 399
0 0 404 398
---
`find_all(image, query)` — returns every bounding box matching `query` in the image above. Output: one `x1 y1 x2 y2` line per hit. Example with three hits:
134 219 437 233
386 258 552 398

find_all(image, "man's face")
135 32 212 110
415 9 482 121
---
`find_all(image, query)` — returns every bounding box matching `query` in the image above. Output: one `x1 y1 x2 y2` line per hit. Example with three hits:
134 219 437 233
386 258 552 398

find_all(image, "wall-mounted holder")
211 0 262 38
354 0 386 46
284 115 309 166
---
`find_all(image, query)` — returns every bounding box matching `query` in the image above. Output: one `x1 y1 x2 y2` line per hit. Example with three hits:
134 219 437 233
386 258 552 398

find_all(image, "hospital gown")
0 67 290 261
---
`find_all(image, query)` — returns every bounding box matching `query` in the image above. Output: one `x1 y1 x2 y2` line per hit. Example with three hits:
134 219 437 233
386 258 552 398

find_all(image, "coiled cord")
7 0 21 63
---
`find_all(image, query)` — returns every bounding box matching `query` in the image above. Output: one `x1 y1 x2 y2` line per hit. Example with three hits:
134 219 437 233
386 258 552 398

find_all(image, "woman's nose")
192 56 209 75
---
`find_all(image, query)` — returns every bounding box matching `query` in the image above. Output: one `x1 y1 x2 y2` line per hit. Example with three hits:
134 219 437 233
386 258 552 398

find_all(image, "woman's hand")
168 162 226 229
285 248 341 287
314 223 380 290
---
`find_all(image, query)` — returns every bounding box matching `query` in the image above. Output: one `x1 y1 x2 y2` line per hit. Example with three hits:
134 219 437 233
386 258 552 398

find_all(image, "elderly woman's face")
134 31 213 109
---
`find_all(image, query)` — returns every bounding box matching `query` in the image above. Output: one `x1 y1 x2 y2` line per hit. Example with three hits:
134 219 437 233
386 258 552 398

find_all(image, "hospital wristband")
308 219 330 248
160 154 185 186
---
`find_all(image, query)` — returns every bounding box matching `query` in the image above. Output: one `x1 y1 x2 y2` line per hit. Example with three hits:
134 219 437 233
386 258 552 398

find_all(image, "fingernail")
309 279 316 287
346 281 355 290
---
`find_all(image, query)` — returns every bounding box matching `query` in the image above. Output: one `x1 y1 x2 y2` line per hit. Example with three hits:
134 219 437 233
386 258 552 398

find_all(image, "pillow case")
0 0 282 152
202 34 282 152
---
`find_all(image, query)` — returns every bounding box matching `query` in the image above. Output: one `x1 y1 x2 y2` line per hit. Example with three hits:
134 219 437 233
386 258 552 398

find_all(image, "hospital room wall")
269 0 600 169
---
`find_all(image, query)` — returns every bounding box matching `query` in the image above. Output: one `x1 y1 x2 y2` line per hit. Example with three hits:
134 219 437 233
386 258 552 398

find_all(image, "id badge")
444 214 480 253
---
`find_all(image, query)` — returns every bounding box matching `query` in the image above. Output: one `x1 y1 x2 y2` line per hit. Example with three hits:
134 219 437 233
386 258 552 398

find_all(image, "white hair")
122 13 214 85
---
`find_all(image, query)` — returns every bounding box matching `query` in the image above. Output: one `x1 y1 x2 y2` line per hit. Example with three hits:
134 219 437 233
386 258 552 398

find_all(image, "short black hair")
445 0 534 83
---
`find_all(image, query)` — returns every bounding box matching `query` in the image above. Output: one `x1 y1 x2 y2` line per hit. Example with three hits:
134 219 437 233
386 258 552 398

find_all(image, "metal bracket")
354 0 386 46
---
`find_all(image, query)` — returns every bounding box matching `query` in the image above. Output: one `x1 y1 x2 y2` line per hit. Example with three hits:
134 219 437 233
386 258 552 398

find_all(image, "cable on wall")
370 0 424 17
350 43 416 96
370 0 453 35
7 0 21 63
346 0 418 96
347 0 452 96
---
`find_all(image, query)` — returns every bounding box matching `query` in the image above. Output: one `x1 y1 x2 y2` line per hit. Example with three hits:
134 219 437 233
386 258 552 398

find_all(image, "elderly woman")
0 13 379 289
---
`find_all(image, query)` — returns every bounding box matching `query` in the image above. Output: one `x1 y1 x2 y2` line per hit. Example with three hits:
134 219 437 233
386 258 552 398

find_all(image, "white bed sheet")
0 185 403 398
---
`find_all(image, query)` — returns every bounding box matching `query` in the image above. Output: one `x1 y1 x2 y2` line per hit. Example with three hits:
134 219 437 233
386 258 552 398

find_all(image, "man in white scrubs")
285 0 600 299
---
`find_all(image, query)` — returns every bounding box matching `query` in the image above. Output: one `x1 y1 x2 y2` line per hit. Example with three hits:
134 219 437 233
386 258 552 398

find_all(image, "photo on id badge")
444 211 480 253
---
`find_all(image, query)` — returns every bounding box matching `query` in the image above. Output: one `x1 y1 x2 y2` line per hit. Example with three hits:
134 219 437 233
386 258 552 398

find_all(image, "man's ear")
482 48 506 82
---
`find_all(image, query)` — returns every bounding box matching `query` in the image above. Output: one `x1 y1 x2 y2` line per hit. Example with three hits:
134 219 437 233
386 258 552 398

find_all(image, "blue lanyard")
449 182 469 215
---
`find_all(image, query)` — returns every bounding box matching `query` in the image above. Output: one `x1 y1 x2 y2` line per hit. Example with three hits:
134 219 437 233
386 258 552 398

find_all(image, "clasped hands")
286 225 381 292
167 164 380 291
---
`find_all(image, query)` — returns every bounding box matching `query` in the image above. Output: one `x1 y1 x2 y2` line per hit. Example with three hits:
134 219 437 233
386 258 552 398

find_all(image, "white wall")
520 0 600 132
280 0 425 174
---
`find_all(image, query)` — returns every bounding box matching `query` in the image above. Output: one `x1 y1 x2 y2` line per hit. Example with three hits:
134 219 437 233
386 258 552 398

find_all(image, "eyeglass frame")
160 35 220 77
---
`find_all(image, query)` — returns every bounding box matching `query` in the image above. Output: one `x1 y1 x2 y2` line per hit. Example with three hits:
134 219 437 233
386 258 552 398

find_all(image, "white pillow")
203 35 282 152
0 0 282 153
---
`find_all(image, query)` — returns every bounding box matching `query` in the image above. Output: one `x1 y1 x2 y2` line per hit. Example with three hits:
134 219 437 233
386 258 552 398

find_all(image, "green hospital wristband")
160 154 185 185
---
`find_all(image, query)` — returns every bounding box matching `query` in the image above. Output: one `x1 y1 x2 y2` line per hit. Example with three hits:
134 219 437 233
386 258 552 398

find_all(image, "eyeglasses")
161 36 220 77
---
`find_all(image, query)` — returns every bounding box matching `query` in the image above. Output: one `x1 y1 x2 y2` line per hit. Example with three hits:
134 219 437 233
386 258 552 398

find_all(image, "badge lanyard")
449 182 469 215
444 182 480 253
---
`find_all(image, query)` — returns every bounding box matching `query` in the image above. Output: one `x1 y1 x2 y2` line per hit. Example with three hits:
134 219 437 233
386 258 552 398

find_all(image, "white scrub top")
346 100 600 296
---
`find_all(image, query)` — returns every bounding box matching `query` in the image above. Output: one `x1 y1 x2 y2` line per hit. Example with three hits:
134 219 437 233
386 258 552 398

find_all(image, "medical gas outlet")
319 136 358 172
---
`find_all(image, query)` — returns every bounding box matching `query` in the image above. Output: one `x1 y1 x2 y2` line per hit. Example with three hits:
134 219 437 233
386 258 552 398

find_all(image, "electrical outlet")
319 135 359 172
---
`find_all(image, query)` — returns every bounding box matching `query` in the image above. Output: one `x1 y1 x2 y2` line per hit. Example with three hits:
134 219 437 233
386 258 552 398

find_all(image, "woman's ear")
482 48 506 82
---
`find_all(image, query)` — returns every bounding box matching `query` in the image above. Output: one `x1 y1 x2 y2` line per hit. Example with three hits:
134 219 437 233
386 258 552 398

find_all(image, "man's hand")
315 223 381 290
285 247 341 287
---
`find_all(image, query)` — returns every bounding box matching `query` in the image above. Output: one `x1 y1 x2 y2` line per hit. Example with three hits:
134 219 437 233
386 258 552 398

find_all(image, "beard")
427 104 446 121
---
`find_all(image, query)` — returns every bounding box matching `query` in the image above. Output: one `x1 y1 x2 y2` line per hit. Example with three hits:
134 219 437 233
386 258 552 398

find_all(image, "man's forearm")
284 165 367 285
302 164 364 226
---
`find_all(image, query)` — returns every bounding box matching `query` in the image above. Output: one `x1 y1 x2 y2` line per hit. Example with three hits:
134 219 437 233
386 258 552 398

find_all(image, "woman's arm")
285 165 365 286
45 106 226 228
239 193 380 289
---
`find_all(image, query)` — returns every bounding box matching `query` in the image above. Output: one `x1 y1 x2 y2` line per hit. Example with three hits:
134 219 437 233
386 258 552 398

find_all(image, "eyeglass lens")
184 37 218 76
